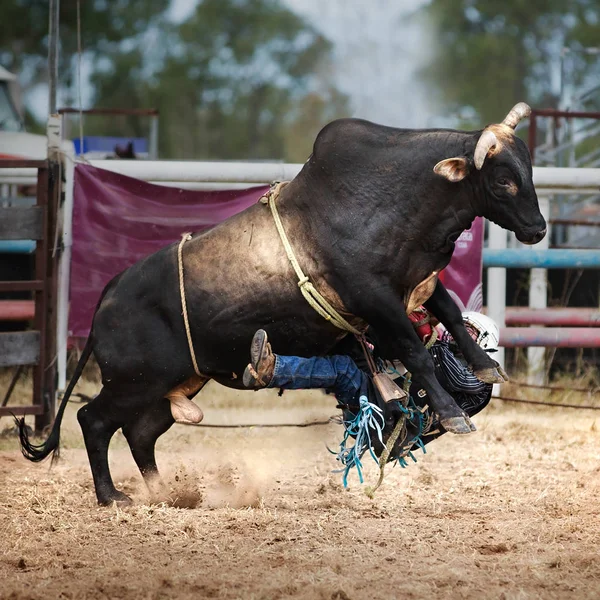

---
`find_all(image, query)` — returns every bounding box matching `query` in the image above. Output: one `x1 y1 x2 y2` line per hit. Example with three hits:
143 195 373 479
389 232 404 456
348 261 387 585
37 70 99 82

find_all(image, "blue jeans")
267 354 366 407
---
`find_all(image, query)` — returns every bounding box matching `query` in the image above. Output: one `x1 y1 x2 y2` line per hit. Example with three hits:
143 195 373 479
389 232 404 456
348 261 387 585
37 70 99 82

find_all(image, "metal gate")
0 159 58 432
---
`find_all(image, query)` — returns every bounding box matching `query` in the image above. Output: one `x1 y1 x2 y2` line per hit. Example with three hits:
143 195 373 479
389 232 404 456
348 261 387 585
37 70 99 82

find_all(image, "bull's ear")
433 157 470 182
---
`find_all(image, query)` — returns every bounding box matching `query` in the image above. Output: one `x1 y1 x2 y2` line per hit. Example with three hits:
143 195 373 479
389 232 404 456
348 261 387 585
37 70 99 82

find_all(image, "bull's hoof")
98 490 132 507
440 415 476 435
474 366 509 384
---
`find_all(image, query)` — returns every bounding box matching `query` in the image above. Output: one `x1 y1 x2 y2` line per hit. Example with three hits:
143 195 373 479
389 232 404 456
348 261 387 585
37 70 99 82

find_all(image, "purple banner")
439 217 484 312
69 164 268 338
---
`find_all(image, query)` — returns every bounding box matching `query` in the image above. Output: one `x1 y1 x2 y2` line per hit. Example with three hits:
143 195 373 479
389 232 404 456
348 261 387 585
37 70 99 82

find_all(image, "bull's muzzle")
517 226 547 245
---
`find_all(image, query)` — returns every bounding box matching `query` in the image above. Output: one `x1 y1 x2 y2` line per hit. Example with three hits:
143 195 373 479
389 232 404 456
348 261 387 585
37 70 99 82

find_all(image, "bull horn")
502 102 531 129
473 129 499 170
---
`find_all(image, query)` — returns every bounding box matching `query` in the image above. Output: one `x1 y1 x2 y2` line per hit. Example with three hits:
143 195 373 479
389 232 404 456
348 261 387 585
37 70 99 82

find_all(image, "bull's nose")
532 227 547 244
517 226 547 245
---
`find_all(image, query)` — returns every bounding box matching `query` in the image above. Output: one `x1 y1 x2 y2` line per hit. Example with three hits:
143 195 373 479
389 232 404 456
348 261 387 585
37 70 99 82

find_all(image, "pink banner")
439 217 484 312
69 164 269 338
70 165 484 338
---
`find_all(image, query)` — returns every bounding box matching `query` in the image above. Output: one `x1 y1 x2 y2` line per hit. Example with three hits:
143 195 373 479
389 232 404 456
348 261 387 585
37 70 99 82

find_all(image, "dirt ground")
0 379 599 600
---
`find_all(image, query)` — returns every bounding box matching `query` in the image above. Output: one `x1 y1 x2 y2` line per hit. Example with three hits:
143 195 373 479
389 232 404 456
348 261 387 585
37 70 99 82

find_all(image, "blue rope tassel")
333 374 430 487
331 395 384 487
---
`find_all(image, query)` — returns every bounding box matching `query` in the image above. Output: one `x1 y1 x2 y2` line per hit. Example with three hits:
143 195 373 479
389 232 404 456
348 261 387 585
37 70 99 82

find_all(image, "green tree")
90 0 349 160
420 0 600 126
0 0 171 100
1 0 349 161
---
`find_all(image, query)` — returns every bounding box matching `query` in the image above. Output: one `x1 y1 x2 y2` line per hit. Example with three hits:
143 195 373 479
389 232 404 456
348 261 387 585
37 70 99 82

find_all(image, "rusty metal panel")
0 331 40 366
0 161 57 429
0 405 45 417
0 207 43 240
0 159 47 169
32 167 49 425
0 300 35 321
0 280 44 292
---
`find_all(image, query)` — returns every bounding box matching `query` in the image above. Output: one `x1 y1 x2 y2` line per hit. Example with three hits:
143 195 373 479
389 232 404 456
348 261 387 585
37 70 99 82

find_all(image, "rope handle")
358 335 378 375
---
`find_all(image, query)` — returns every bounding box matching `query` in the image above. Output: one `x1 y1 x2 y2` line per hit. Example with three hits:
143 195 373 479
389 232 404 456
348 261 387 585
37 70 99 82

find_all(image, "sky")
286 0 437 127
27 0 437 130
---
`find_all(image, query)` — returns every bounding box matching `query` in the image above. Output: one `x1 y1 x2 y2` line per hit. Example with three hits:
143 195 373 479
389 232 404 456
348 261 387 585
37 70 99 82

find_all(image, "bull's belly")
93 285 345 391
193 309 346 375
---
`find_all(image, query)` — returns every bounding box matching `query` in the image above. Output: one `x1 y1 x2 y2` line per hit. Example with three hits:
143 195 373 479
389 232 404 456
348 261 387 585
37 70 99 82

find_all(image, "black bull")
19 103 546 505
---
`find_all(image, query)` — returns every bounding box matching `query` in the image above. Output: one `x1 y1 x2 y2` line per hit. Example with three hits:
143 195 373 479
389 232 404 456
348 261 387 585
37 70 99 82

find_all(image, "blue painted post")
483 249 600 269
0 240 36 253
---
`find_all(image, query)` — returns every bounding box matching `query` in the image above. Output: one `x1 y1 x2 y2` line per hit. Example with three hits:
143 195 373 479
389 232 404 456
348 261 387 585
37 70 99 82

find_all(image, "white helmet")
462 312 500 352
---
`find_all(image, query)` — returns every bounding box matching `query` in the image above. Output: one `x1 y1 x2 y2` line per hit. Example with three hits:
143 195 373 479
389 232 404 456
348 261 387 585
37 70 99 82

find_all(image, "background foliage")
0 0 348 160
421 0 600 126
1 0 599 155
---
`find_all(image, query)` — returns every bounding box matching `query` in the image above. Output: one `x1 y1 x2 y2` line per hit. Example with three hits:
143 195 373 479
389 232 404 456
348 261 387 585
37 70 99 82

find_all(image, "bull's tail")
17 333 94 463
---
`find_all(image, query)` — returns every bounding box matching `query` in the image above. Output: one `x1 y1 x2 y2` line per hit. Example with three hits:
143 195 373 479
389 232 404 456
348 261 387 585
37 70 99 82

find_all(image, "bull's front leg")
357 291 475 435
424 280 507 383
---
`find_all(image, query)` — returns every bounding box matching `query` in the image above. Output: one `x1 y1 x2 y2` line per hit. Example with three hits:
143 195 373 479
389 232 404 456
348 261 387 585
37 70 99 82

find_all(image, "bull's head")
434 102 547 245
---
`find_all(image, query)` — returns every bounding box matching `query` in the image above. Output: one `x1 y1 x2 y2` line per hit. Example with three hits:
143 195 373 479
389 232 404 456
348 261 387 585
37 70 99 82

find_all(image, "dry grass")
0 373 599 599
499 366 600 410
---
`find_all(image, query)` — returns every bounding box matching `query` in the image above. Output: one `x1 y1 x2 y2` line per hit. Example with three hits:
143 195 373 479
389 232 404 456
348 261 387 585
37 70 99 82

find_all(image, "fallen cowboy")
243 309 499 488
18 103 545 506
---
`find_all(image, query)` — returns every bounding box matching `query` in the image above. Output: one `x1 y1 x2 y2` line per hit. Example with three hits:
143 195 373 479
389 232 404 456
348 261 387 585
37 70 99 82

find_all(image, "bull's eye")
496 177 518 196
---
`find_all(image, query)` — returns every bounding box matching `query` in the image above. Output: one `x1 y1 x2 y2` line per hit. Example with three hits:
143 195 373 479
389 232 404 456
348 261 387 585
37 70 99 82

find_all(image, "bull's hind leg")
77 389 131 506
122 377 208 499
78 377 208 505
122 399 175 499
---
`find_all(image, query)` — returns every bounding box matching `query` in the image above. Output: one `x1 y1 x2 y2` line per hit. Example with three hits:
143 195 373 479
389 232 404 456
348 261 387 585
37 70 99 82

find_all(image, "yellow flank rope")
365 417 407 499
178 233 202 377
262 183 362 335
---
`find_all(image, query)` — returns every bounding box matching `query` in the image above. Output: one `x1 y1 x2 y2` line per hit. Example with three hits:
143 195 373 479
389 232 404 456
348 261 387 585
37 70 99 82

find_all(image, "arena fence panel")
0 159 58 431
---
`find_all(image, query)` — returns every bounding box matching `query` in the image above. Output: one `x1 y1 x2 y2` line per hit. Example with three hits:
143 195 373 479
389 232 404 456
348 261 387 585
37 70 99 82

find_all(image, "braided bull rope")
365 417 406 499
178 233 202 377
261 182 363 335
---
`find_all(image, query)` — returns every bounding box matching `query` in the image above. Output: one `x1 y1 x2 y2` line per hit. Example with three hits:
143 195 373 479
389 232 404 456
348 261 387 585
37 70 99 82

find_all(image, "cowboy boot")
243 329 276 388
